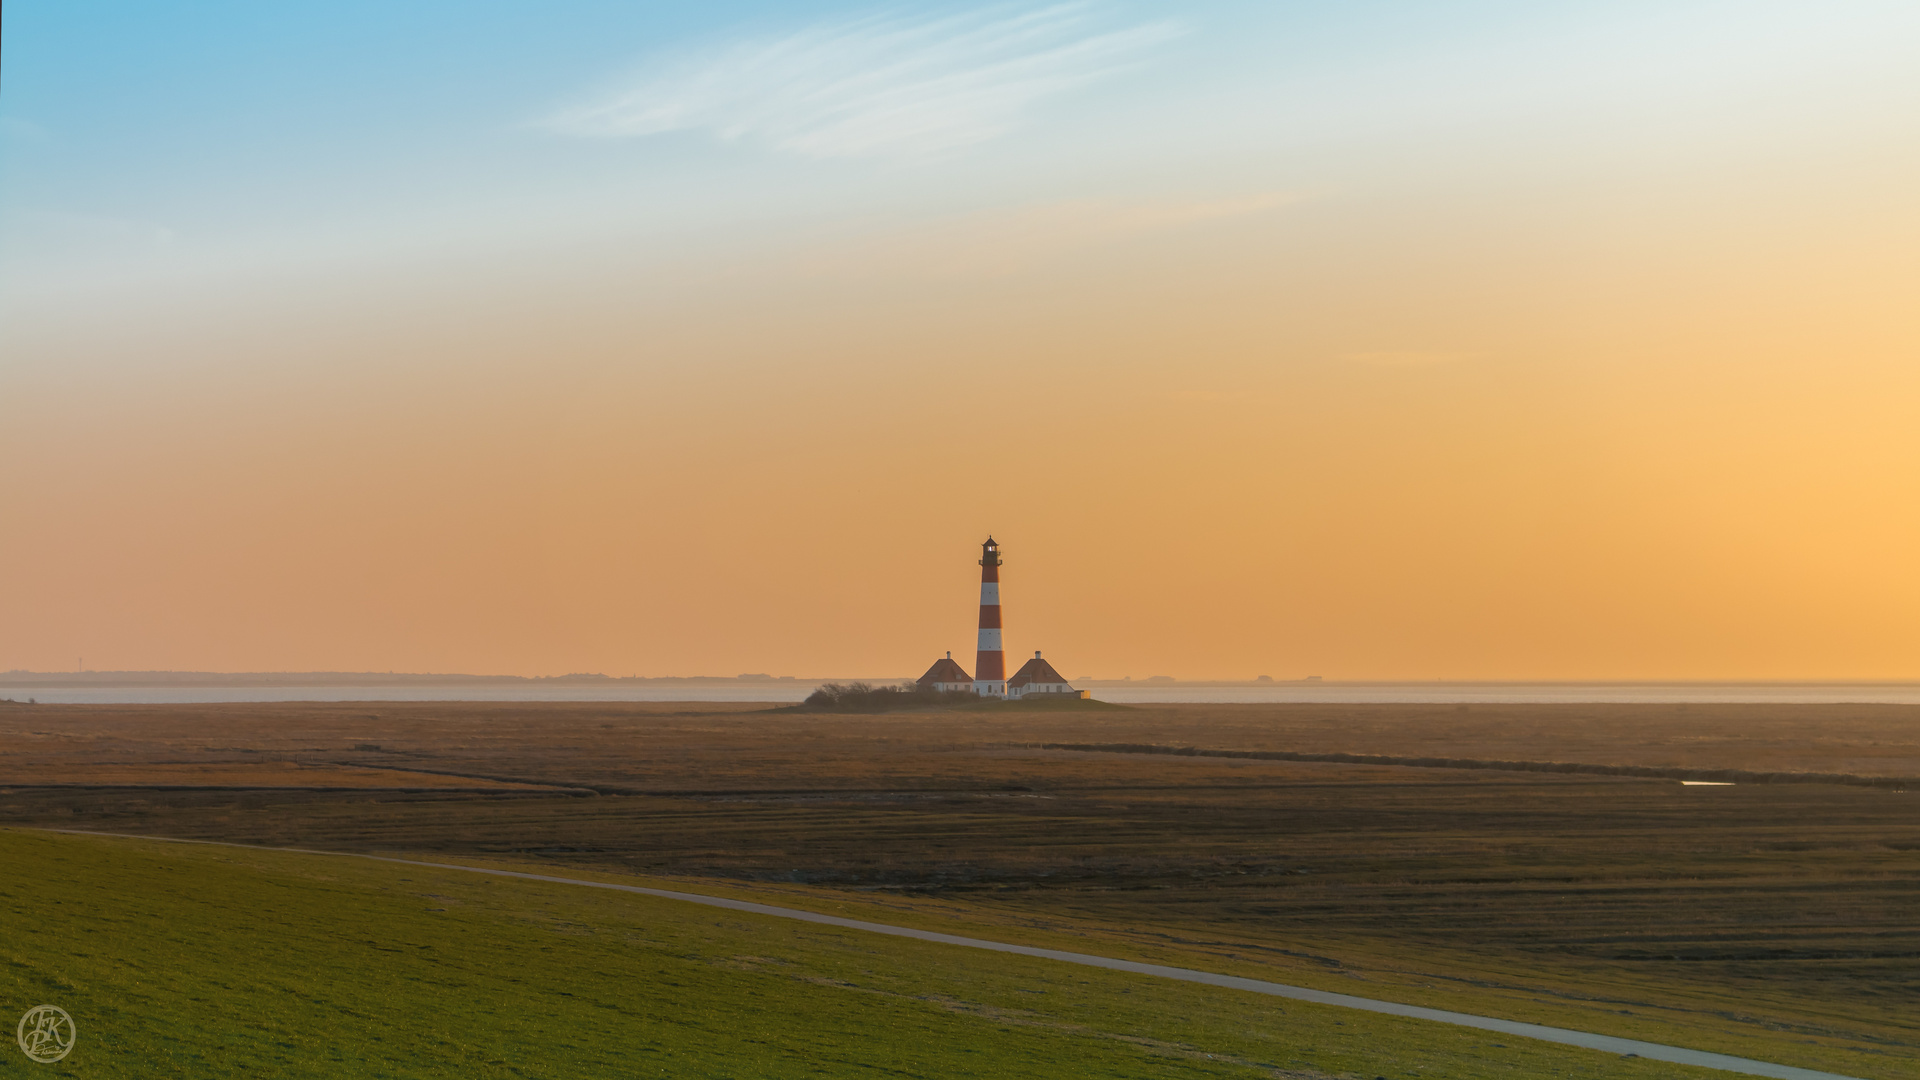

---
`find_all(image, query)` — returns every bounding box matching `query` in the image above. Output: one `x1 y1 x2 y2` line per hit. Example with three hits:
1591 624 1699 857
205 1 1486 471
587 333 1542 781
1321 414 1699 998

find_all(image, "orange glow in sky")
4 3 1918 679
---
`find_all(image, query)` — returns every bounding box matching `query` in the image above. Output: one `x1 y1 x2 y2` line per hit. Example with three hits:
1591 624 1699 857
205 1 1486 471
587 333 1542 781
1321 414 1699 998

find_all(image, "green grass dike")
2 828 1743 1079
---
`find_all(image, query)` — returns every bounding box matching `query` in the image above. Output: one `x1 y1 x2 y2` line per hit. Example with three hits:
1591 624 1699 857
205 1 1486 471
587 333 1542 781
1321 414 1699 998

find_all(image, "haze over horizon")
5 1 1918 681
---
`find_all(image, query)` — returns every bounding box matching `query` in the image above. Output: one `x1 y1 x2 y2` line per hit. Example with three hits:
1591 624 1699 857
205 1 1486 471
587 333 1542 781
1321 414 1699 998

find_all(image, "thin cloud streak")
546 4 1184 158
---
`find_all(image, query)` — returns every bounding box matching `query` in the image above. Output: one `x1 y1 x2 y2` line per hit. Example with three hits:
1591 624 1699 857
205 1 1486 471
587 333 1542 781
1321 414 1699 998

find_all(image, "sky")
3 1 1919 680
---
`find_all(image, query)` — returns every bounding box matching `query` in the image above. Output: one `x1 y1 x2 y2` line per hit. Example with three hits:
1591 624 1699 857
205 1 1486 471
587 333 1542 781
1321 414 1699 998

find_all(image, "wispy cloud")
545 4 1183 158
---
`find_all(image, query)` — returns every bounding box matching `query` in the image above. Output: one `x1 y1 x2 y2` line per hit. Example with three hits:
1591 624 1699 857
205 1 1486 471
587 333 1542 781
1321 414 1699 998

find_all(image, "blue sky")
9 0 1914 301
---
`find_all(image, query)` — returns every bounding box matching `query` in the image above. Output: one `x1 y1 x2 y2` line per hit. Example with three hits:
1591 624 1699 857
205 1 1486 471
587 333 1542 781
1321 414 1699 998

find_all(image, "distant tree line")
800 682 975 712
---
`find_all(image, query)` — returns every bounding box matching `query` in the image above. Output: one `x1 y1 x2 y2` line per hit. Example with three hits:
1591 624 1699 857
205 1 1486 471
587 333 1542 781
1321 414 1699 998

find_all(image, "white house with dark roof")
916 652 975 693
1006 651 1077 698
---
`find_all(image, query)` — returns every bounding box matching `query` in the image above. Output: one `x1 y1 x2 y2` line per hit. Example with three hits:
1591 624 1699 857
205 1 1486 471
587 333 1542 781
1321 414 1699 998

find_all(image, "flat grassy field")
3 700 1915 1076
0 828 1736 1079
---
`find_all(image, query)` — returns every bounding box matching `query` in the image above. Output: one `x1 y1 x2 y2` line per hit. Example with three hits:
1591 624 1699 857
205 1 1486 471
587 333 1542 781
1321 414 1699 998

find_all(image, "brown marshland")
2 698 1915 1075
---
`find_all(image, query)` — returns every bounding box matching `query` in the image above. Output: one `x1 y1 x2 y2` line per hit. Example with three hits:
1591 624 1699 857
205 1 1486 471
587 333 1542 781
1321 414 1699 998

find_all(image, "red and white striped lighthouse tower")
973 536 1006 697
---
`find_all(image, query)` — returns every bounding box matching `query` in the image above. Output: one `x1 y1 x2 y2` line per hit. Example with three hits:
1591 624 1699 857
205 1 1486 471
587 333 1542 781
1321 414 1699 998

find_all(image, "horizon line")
7 670 1920 687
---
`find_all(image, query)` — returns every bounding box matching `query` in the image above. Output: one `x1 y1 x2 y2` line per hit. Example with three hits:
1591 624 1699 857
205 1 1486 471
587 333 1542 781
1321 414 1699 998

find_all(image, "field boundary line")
14 827 1867 1080
1032 742 1914 790
0 783 567 794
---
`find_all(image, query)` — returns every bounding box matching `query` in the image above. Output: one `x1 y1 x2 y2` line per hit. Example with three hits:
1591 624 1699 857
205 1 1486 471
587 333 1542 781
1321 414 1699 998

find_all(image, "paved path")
28 829 1865 1080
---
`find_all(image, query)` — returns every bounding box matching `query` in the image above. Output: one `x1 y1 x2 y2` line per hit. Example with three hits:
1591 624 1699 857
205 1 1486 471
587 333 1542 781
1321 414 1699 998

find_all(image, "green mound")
969 694 1131 711
0 829 1724 1078
779 687 1130 713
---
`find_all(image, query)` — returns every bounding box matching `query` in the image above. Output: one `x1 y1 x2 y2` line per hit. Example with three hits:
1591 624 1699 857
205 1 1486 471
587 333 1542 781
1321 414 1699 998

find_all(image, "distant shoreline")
6 673 1920 707
6 670 1918 690
0 671 827 689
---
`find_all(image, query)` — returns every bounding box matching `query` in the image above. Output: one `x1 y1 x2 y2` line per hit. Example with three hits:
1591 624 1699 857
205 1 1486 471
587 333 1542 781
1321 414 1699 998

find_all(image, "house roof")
916 657 973 685
1007 656 1071 687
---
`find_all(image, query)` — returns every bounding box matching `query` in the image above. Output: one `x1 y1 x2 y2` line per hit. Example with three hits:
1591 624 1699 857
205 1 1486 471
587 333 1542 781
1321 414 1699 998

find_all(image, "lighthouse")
973 536 1006 697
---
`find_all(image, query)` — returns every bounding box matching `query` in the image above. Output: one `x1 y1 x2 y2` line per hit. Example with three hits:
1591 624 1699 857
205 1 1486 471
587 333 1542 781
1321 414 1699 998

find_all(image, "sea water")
6 682 1920 705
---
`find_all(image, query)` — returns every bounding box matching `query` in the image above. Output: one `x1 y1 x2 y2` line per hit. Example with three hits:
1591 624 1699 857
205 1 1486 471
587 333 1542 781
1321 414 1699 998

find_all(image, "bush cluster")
801 682 975 712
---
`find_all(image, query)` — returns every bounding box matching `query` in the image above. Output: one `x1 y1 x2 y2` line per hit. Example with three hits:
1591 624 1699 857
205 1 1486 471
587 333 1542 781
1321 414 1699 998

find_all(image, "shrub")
801 682 975 712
